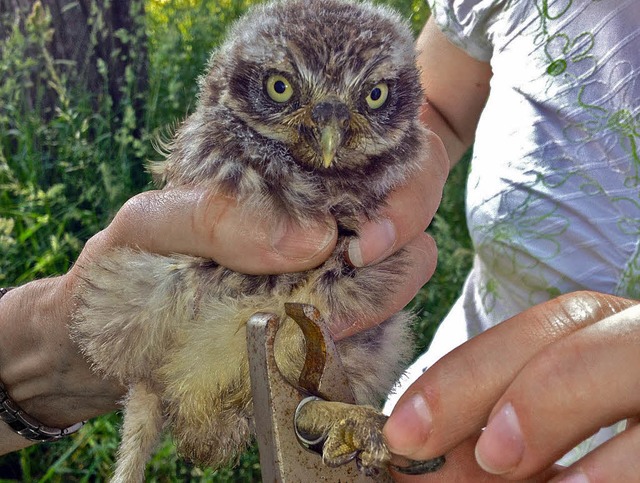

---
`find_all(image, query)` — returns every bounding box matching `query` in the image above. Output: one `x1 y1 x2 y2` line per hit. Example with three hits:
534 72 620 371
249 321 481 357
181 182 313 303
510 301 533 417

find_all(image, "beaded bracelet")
0 287 85 442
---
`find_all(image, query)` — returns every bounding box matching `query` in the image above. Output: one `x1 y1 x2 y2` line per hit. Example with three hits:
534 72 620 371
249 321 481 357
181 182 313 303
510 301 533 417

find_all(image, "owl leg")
111 382 165 483
296 399 389 475
295 399 445 477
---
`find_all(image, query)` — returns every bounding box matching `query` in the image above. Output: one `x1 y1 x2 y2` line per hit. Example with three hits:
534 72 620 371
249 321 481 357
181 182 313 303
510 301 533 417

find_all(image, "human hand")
0 124 446 447
0 186 339 453
383 291 640 482
58 130 445 409
85 125 447 343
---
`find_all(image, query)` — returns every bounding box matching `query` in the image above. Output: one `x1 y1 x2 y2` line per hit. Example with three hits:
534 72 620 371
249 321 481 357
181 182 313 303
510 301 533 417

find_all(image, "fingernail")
347 218 396 267
475 402 524 475
384 393 433 457
555 470 590 483
271 220 335 260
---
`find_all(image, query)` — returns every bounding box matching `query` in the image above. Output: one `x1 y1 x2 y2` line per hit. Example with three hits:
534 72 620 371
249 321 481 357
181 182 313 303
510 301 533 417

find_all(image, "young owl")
72 0 431 480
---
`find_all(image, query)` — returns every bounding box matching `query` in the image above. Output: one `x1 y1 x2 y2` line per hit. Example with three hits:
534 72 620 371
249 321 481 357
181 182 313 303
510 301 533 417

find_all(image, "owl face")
202 0 422 172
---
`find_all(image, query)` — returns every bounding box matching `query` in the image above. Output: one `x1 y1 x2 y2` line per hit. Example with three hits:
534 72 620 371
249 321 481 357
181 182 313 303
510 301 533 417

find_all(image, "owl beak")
320 124 342 168
312 100 350 168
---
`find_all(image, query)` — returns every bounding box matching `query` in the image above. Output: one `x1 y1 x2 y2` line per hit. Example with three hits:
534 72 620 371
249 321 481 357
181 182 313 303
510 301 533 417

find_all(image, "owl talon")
355 456 382 478
322 448 359 468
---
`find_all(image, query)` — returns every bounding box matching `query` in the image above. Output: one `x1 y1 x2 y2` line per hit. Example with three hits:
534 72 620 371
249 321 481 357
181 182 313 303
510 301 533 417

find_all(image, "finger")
333 232 437 339
83 187 337 275
346 130 448 267
383 291 637 461
391 434 559 483
475 303 640 479
550 422 640 483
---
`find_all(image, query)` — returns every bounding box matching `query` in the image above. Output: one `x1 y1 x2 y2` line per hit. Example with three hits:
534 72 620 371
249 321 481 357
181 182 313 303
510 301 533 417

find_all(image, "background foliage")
0 0 471 480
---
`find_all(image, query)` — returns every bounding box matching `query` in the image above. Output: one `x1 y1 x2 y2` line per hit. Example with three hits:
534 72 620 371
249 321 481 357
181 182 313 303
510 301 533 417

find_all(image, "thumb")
81 187 338 275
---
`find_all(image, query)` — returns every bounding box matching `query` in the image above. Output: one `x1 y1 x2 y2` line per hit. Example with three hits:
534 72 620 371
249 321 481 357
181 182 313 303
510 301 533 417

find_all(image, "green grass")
0 0 471 480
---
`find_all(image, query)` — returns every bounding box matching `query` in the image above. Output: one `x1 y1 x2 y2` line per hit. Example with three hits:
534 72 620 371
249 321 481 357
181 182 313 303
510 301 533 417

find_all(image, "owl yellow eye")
365 83 389 109
265 75 293 103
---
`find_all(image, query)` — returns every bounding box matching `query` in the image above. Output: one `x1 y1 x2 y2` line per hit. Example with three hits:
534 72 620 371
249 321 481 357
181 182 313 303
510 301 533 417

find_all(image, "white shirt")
388 0 640 465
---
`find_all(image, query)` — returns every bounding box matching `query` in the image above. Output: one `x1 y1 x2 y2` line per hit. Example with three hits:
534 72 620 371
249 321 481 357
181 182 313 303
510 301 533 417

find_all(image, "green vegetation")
0 0 471 480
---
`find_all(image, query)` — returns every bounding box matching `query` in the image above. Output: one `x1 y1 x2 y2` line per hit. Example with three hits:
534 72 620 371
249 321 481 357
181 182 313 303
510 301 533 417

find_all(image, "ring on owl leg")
390 455 446 475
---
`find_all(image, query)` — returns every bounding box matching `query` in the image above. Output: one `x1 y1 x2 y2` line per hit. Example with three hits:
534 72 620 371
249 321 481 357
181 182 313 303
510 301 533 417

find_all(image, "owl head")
158 0 426 223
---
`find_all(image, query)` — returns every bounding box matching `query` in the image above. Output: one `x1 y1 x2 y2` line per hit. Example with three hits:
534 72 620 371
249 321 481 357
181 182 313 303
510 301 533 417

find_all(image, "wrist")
0 379 85 442
0 277 122 431
0 279 73 422
0 282 84 449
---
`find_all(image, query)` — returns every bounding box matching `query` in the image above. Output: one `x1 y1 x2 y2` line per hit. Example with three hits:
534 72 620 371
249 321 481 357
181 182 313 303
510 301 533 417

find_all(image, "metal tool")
247 302 445 481
247 303 380 482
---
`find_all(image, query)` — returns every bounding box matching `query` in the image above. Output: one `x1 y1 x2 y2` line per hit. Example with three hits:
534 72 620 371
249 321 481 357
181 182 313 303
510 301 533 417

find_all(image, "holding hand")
384 291 640 482
0 137 447 454
0 186 336 454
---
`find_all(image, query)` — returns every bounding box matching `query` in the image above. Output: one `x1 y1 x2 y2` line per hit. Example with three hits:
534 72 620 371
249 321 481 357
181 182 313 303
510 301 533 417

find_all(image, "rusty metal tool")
247 303 444 481
247 303 380 482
